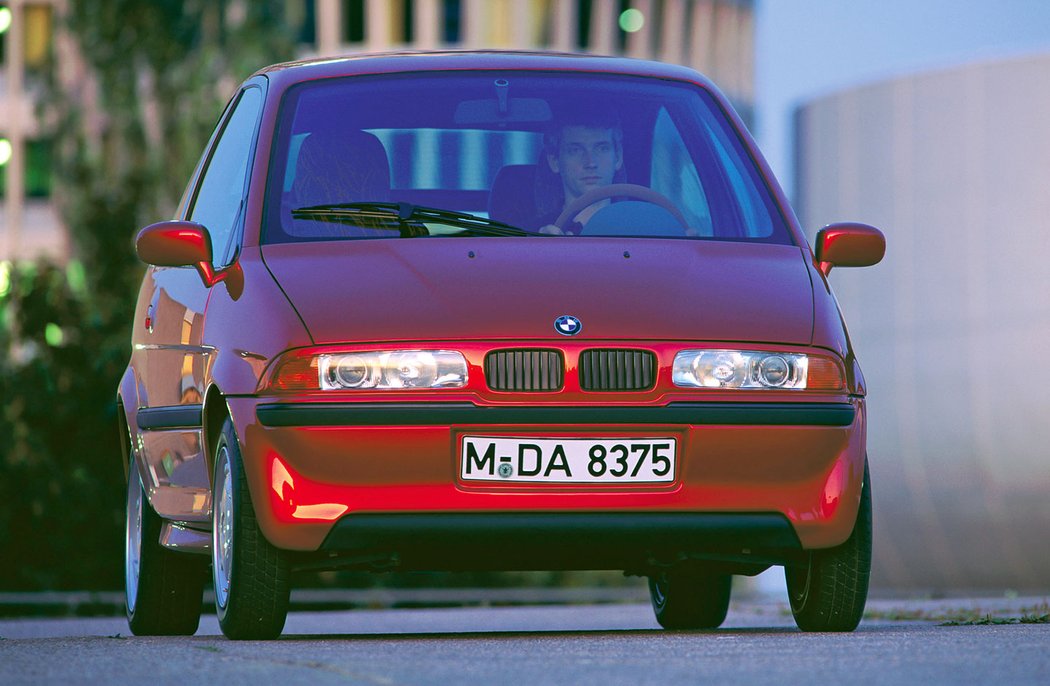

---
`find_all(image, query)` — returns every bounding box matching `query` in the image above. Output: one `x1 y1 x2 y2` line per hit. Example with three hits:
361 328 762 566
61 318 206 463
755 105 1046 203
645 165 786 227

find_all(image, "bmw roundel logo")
554 315 582 336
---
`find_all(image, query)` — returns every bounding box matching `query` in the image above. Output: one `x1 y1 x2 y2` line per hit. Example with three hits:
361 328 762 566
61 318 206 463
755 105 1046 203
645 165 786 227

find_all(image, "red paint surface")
820 459 847 520
261 240 815 346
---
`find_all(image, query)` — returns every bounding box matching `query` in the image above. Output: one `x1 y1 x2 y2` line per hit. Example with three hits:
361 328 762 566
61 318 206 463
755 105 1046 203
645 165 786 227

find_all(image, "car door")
134 86 264 523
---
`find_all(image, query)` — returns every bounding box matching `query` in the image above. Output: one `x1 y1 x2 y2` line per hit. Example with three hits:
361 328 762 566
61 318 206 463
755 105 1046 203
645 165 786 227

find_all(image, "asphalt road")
1 600 1048 685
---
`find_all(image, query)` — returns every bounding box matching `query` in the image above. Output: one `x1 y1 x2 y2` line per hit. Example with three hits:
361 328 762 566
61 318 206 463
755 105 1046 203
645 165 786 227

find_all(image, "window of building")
0 5 10 67
443 0 460 43
343 0 364 42
0 139 52 198
24 139 51 197
0 3 53 83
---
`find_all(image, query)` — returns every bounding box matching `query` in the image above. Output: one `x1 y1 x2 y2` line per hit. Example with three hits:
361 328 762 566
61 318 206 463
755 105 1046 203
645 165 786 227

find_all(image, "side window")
701 118 775 238
650 108 713 236
188 88 263 265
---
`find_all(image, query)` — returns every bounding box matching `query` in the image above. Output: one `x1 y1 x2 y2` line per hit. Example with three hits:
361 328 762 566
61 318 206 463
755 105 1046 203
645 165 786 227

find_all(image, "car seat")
292 129 391 208
284 129 392 238
487 164 539 229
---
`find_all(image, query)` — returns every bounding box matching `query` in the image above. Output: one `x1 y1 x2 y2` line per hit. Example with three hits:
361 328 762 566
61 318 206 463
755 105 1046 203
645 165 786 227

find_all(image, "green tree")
0 1 295 591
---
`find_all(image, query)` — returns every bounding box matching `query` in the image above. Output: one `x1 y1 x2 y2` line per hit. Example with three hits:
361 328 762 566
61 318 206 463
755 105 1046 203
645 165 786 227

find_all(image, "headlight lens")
267 349 468 391
319 350 466 390
672 350 843 390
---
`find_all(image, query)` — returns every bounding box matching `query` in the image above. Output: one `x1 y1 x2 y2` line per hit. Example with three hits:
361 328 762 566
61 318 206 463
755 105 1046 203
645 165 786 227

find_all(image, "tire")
212 417 291 640
125 454 207 636
785 461 872 632
649 566 732 630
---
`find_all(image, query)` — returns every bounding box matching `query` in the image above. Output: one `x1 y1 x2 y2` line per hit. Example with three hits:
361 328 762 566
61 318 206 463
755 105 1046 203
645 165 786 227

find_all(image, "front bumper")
228 397 867 563
318 512 804 571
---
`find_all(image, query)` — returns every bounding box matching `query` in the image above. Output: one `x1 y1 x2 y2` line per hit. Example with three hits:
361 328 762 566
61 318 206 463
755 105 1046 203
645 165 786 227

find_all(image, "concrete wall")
795 53 1050 590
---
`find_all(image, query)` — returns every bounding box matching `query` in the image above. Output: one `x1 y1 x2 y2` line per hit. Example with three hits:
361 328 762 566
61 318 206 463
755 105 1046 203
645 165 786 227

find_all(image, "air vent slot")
485 349 564 392
579 349 656 391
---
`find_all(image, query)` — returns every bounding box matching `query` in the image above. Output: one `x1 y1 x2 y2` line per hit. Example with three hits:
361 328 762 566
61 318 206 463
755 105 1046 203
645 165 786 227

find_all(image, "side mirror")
136 221 213 267
135 220 242 297
814 222 886 276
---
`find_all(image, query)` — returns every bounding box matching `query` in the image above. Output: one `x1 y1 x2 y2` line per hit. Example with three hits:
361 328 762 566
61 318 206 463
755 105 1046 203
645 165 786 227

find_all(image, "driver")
537 113 624 235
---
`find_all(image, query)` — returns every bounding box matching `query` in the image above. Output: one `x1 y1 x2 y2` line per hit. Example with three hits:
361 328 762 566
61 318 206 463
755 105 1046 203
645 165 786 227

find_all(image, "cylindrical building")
795 52 1050 590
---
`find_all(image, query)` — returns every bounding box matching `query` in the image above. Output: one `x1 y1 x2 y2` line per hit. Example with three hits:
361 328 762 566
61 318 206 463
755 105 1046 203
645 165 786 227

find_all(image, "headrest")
292 129 391 208
488 164 539 229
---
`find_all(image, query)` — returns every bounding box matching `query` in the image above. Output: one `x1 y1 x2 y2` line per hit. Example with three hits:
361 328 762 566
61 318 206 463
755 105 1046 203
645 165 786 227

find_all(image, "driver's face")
548 126 623 203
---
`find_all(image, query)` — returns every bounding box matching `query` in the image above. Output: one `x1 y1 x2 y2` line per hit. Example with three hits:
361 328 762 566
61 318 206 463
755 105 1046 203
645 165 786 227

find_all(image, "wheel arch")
116 366 140 481
116 397 131 482
202 384 232 484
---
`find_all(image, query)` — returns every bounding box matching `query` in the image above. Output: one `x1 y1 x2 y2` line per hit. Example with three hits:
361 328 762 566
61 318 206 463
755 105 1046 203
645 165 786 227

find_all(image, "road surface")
1 597 1047 684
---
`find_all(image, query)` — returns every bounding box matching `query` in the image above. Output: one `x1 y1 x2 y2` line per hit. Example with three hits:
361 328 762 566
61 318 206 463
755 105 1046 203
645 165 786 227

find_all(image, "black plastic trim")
256 401 855 428
136 405 204 430
317 512 803 570
485 349 564 392
579 349 656 391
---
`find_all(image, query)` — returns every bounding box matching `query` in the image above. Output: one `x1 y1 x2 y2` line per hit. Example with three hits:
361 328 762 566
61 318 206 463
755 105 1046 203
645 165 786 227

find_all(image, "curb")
0 586 652 618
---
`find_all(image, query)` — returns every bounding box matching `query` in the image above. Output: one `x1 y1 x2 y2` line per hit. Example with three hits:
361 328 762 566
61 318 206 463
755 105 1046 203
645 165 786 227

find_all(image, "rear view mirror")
814 223 886 276
454 98 552 124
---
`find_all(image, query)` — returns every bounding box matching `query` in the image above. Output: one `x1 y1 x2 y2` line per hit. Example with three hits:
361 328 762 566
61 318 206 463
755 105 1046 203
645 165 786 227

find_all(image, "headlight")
672 350 843 390
265 349 468 391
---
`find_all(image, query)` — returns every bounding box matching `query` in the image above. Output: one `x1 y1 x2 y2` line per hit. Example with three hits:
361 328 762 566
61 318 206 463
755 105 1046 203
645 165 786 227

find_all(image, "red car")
119 51 885 639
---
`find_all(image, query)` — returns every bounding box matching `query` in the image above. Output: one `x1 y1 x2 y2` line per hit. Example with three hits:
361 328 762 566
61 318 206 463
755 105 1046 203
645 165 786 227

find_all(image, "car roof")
253 49 716 92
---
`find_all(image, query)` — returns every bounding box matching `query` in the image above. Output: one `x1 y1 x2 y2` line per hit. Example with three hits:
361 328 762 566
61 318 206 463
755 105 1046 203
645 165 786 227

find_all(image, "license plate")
460 436 676 483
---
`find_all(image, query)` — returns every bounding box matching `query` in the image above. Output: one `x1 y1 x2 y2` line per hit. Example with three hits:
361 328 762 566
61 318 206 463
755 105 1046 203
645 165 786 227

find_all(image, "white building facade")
795 53 1050 590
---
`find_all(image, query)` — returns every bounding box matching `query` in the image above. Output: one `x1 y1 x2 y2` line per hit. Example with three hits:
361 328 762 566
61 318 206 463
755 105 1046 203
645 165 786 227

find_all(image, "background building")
795 52 1050 590
1 0 755 261
0 0 64 258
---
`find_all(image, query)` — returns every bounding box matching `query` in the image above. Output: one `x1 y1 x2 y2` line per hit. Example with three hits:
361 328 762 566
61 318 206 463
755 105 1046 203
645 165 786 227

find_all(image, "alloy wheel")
212 446 234 610
124 468 143 613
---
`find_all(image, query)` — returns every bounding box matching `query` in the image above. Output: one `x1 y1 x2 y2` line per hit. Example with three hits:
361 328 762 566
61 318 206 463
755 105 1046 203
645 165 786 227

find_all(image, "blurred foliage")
51 0 298 313
1 1 295 591
0 259 127 589
1 2 637 594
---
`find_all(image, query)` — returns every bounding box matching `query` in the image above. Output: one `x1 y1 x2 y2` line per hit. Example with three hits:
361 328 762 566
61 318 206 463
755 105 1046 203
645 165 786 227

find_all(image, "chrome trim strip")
147 485 211 522
133 343 217 352
159 521 211 554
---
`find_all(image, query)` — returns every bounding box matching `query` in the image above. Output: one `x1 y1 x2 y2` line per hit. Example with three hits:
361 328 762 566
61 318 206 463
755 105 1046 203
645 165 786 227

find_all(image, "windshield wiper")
291 201 533 237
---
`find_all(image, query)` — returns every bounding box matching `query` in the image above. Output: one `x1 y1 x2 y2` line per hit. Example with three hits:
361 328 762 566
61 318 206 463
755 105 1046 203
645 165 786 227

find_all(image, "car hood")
261 239 814 345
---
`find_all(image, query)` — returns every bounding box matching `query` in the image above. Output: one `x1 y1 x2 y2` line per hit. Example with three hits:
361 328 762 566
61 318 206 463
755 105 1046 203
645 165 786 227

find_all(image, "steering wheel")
554 183 687 232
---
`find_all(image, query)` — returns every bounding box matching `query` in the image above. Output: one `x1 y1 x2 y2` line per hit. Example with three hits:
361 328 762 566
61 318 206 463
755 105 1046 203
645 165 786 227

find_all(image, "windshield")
263 71 791 244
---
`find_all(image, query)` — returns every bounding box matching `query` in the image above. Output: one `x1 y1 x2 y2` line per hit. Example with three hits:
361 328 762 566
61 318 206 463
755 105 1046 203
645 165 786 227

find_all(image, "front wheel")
212 417 291 640
785 461 872 632
125 455 207 635
649 566 732 629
